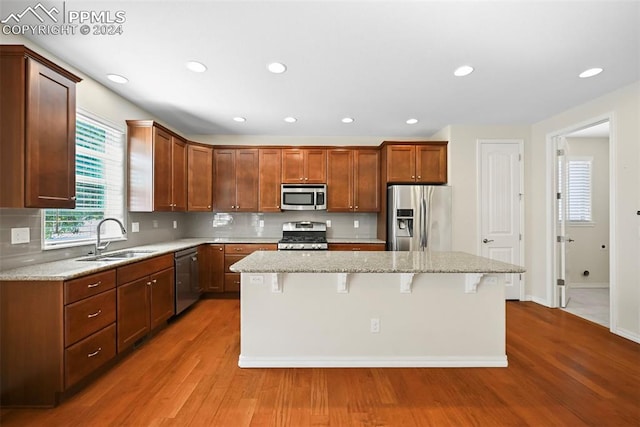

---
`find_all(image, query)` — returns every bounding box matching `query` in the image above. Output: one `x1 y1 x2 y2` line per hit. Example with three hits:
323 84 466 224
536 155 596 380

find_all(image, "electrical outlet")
11 227 30 244
259 220 265 228
173 220 178 229
131 222 140 233
152 220 158 229
326 220 332 228
370 318 380 333
249 275 263 284
354 220 359 228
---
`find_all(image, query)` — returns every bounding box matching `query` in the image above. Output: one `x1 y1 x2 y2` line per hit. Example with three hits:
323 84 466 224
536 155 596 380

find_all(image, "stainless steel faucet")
95 218 127 255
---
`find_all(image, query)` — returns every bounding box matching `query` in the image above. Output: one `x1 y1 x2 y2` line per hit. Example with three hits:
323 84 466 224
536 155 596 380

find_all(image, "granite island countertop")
230 250 526 274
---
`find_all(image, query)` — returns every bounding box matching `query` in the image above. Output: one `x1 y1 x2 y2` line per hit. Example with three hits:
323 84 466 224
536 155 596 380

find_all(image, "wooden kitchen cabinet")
127 121 187 212
116 254 174 353
224 244 277 293
328 243 386 251
213 149 259 212
259 148 282 212
327 149 380 212
199 244 225 292
384 142 447 184
281 148 326 183
0 45 81 208
187 144 213 211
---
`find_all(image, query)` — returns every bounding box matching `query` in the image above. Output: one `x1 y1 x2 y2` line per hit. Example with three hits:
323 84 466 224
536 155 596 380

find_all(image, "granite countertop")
0 237 387 281
230 250 526 274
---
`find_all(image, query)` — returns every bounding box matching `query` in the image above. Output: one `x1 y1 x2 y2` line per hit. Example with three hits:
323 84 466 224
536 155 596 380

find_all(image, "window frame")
565 156 594 226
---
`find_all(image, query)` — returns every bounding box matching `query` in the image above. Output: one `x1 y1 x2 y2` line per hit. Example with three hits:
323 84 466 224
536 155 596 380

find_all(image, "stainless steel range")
278 221 328 250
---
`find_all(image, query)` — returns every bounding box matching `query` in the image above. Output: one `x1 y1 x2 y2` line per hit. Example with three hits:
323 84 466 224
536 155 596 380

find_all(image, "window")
559 157 593 223
43 111 125 249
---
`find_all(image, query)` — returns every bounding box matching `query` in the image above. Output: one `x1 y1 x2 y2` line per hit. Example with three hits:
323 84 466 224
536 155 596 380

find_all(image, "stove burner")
278 221 328 250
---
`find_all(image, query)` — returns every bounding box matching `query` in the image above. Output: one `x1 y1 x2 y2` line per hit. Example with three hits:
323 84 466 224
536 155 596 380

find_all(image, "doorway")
552 120 612 328
477 139 524 300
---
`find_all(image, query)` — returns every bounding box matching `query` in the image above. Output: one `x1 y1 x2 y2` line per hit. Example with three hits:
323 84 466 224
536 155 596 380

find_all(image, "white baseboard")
238 355 508 368
525 294 551 307
568 282 609 289
613 327 640 344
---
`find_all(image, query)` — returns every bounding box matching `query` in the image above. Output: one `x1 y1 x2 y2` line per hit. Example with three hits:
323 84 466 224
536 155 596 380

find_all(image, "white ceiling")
12 0 640 137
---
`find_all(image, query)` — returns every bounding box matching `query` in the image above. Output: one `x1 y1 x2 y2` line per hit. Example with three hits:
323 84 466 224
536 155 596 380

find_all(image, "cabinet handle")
152 279 157 284
87 309 102 318
87 348 102 358
147 281 152 286
87 281 102 289
235 248 242 251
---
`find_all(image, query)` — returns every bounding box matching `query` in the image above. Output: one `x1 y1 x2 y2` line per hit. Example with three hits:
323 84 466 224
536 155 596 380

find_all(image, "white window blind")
560 157 593 223
43 112 125 249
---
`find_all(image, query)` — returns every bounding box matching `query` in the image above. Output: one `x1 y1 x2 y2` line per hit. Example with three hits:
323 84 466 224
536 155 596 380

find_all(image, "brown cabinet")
0 45 81 208
328 243 386 251
187 144 213 211
127 121 187 212
213 149 259 212
259 148 282 212
224 244 277 293
199 244 225 292
116 254 174 353
327 149 380 212
384 142 447 184
281 148 327 183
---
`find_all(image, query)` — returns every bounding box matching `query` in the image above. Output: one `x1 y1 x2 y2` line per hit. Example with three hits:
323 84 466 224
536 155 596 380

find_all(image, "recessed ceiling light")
268 62 287 74
107 74 128 84
341 117 354 124
186 61 207 73
453 65 474 77
406 118 419 125
233 117 246 123
579 67 603 78
284 116 297 123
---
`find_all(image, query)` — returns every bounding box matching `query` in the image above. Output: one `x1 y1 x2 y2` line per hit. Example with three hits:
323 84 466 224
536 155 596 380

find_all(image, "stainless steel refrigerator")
387 185 452 251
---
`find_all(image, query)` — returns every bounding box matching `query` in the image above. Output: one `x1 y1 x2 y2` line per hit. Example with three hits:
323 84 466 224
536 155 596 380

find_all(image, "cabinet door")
187 144 213 211
354 150 380 212
416 144 447 183
259 148 281 212
117 277 150 353
171 137 187 211
199 244 225 292
149 268 175 330
153 128 173 211
235 149 259 212
327 149 353 212
281 149 305 183
25 59 77 208
386 145 416 183
212 149 236 211
305 149 327 183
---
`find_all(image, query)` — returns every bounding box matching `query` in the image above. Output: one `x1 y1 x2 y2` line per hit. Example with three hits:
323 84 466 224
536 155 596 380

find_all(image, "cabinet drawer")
65 323 116 389
64 270 116 304
224 273 241 292
224 244 276 255
65 289 116 347
116 253 173 285
224 254 246 273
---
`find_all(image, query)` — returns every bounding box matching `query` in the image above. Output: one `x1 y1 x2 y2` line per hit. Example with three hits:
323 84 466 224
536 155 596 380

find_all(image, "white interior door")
479 140 523 300
556 136 569 307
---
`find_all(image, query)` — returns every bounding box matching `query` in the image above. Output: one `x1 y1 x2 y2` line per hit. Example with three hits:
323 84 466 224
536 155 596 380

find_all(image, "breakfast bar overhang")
230 251 525 368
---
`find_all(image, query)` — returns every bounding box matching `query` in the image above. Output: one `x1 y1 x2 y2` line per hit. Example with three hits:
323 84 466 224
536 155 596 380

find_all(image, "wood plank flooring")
1 299 639 426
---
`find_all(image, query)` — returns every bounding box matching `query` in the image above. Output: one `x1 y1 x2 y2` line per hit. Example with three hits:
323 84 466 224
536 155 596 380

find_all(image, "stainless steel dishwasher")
174 248 200 314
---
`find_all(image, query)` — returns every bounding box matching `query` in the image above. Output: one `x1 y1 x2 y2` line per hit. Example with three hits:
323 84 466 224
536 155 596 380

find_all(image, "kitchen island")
230 251 525 368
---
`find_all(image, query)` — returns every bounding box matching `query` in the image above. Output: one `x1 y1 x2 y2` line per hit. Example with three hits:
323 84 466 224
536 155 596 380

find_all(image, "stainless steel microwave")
281 184 327 210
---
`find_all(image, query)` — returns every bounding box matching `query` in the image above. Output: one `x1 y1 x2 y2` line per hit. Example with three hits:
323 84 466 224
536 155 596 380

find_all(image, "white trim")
612 327 640 345
568 282 609 289
526 295 552 307
476 139 525 301
238 355 508 368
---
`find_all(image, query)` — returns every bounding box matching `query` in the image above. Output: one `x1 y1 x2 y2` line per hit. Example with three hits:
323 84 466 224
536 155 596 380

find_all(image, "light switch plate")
326 220 332 228
131 222 140 233
354 220 359 228
173 220 178 229
259 220 265 228
11 227 30 244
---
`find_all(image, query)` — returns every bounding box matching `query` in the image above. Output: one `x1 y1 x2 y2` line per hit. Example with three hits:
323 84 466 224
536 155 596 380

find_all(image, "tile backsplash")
0 209 378 271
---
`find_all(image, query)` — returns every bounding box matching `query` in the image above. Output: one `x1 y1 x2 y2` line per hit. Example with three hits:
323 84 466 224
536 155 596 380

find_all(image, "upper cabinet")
127 121 187 212
281 148 327 183
213 148 259 212
187 144 213 211
384 142 447 184
258 148 282 212
327 149 380 212
0 45 82 208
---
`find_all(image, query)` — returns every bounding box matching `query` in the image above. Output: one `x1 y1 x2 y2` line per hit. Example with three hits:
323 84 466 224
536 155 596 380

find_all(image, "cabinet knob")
355 206 358 209
349 206 353 209
417 176 421 179
305 177 309 181
208 205 211 209
299 177 303 181
152 279 157 283
71 196 77 201
219 247 223 251
411 176 415 179
146 282 152 286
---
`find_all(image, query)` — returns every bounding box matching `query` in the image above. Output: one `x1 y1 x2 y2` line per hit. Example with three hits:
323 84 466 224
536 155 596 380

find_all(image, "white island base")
239 271 507 368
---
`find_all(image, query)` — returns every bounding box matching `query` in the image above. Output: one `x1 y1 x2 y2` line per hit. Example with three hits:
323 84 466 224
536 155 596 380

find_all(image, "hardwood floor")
2 299 639 426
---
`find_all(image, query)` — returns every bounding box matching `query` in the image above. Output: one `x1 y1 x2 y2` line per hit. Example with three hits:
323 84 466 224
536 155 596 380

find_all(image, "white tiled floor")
562 287 610 327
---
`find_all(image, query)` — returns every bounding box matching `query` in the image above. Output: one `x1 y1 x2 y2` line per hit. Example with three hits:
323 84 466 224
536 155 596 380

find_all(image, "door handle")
567 238 575 242
482 239 494 243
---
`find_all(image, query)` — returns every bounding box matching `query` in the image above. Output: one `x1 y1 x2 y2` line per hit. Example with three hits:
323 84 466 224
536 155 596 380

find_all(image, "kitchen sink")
78 250 156 262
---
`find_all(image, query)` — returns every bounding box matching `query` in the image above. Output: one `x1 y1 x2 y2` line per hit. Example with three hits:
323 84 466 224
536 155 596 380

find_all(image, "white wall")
566 137 610 287
530 81 640 342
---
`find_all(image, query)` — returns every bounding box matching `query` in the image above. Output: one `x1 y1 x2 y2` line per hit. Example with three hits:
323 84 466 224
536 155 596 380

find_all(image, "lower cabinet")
328 243 386 251
224 244 277 293
116 254 174 353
